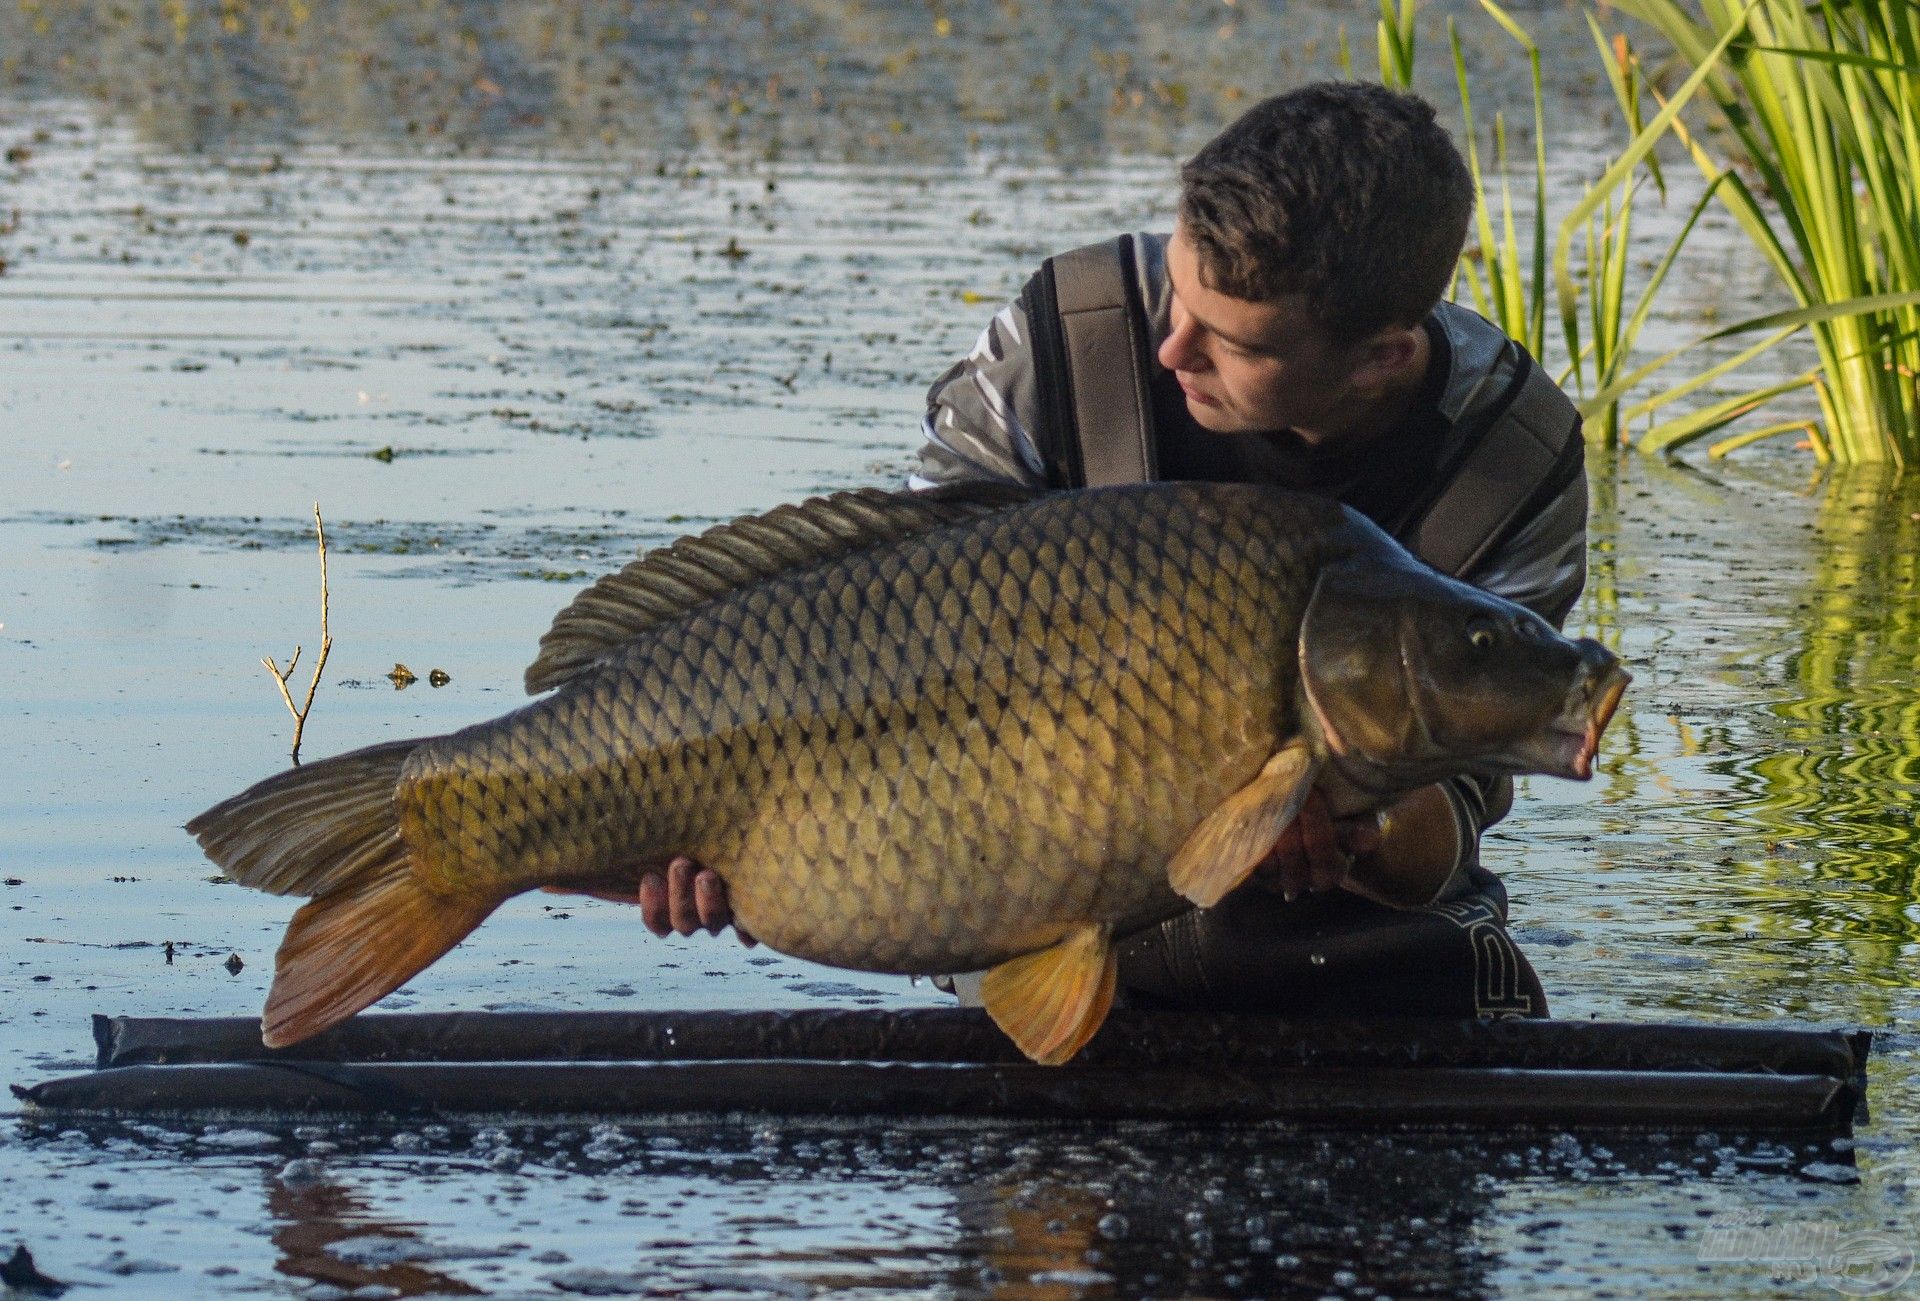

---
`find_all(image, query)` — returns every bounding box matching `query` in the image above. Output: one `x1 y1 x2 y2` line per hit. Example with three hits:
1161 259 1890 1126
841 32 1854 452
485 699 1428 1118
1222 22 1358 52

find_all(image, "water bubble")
200 1127 278 1150
1097 1212 1129 1239
1800 1161 1860 1184
276 1158 325 1188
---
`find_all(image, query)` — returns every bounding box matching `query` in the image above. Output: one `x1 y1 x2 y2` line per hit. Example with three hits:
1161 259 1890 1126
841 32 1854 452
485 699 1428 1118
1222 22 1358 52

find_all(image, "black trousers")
1114 863 1548 1019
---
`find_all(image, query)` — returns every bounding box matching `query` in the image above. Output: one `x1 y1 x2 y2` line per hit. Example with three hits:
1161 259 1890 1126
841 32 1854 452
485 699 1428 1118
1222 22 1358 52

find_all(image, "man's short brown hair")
1177 82 1473 345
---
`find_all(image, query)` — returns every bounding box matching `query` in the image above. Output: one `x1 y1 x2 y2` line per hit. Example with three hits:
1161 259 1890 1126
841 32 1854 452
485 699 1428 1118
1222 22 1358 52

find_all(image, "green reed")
1355 0 1749 444
1615 0 1920 462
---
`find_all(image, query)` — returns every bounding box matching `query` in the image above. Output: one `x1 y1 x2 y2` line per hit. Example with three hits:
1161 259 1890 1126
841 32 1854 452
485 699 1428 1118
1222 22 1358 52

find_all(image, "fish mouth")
1579 666 1630 777
1508 661 1632 781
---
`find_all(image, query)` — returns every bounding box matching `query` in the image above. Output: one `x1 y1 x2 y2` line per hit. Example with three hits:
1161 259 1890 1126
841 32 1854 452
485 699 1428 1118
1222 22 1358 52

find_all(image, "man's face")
1157 224 1366 444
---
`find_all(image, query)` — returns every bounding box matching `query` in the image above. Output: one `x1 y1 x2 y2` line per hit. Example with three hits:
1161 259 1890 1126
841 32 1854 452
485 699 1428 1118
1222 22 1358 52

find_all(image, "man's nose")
1158 315 1206 373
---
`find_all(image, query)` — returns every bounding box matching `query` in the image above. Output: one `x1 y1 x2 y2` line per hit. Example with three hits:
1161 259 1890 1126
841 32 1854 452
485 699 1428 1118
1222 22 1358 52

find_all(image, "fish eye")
1467 618 1497 652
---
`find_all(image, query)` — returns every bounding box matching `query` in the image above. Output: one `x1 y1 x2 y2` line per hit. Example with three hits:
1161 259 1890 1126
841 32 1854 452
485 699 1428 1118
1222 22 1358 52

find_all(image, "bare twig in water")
262 503 332 765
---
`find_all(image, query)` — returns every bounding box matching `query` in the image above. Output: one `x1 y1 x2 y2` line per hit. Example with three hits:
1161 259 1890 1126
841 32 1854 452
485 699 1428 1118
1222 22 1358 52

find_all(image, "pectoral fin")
1167 740 1320 907
980 924 1116 1066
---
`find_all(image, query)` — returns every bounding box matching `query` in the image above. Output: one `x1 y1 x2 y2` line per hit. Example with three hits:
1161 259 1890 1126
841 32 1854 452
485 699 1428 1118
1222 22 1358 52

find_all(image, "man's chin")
1184 396 1241 432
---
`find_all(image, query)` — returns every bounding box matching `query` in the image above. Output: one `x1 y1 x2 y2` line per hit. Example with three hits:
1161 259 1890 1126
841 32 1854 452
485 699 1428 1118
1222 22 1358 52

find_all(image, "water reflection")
1554 455 1920 1023
267 1171 484 1297
0 1114 1871 1297
1723 468 1920 956
0 0 1583 160
924 1130 1516 1298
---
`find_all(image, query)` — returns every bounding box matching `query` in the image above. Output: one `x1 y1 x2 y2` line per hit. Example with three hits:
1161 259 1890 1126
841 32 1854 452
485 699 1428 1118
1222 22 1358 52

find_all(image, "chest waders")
1018 236 1585 1020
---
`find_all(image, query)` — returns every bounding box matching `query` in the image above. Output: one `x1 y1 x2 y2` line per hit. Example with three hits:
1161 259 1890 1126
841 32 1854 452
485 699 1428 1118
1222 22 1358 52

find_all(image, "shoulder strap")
1022 235 1159 488
1406 348 1584 579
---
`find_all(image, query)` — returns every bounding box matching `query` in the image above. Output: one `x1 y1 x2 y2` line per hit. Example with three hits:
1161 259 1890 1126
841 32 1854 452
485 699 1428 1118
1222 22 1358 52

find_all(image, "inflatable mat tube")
16 1061 1857 1132
92 1009 1869 1080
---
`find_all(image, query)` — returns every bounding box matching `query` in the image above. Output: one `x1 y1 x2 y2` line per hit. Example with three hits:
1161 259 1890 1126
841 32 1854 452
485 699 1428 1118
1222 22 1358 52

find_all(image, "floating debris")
261 505 331 765
387 662 418 689
1 1245 67 1296
224 952 244 975
429 668 451 687
79 1192 172 1214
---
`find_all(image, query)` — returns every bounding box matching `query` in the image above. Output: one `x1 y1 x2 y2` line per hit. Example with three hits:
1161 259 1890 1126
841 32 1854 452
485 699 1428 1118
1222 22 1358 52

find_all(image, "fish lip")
1570 665 1632 781
1512 662 1631 782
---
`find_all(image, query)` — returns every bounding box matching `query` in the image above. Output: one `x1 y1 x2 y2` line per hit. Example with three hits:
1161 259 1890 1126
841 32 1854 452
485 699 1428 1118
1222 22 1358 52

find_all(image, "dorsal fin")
524 482 1040 694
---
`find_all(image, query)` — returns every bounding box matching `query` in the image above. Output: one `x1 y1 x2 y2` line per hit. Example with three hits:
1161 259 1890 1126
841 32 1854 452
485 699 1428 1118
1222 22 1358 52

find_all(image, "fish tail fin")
186 740 498 1049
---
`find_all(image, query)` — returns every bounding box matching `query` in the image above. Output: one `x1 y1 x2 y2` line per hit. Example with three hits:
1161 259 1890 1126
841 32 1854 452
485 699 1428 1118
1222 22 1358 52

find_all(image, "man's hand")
1251 789 1383 901
1254 783 1467 909
639 856 756 946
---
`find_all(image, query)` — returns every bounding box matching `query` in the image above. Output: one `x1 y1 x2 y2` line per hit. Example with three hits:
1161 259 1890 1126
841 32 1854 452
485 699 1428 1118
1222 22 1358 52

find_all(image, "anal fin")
1167 740 1320 908
980 924 1116 1066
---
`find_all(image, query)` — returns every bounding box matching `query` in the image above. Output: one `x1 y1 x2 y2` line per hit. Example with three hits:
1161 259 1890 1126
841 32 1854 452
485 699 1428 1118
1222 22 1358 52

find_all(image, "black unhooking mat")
11 1010 1871 1133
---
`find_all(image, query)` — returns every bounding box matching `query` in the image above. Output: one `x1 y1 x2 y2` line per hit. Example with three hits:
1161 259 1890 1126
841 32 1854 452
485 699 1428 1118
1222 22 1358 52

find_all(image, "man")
640 81 1587 1018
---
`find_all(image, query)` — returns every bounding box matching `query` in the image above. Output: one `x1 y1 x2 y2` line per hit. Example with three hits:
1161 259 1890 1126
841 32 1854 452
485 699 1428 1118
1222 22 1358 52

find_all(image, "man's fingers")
638 872 671 938
1252 821 1312 900
1287 791 1347 894
1338 812 1384 857
693 869 732 935
667 856 701 936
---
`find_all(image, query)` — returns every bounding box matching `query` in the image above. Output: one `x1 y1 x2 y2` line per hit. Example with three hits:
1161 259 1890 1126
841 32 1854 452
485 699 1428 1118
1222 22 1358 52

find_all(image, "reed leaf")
1613 0 1920 461
1550 5 1758 366
1637 374 1816 454
1706 419 1819 458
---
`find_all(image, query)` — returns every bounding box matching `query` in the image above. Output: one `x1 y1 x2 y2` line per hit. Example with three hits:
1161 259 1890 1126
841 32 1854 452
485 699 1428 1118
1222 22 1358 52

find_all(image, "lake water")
4 2 1919 1296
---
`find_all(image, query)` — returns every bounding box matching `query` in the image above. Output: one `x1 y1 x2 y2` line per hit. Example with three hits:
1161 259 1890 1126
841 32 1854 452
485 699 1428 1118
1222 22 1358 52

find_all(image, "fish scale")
390 483 1317 974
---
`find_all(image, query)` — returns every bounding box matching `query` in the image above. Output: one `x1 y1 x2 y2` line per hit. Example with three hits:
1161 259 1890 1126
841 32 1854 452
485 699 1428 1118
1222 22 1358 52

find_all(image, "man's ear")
1345 323 1425 393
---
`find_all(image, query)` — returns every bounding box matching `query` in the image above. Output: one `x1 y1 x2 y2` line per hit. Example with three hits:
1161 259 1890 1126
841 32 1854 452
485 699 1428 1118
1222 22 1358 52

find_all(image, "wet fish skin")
189 481 1626 1062
397 482 1333 973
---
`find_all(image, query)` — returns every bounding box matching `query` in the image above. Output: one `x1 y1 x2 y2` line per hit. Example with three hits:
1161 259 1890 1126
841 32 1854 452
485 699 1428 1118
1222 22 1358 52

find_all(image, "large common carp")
189 482 1627 1064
